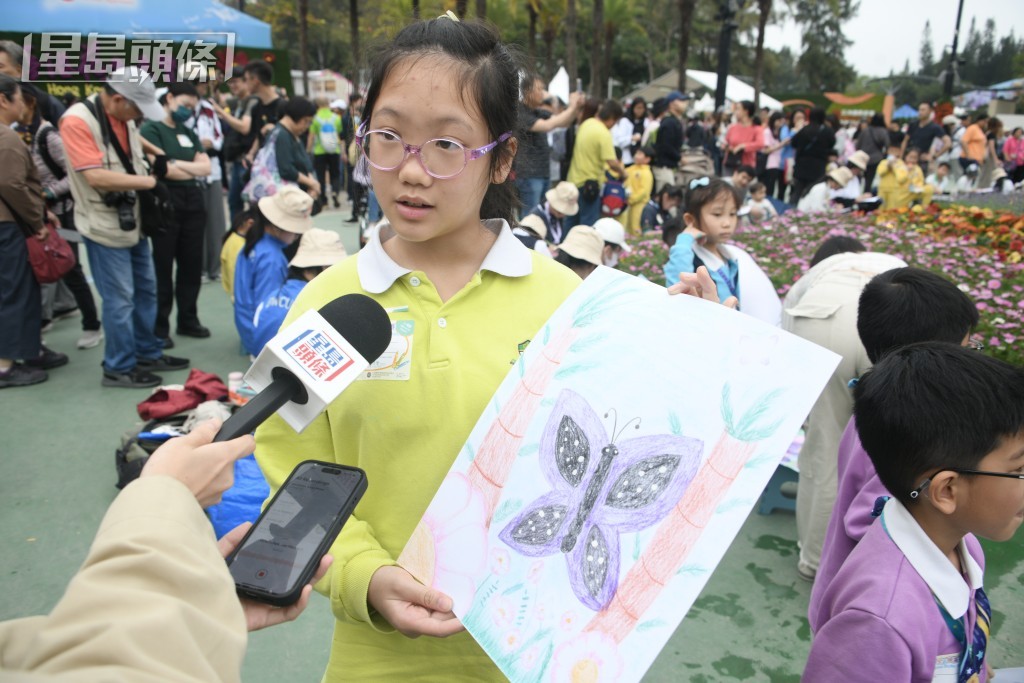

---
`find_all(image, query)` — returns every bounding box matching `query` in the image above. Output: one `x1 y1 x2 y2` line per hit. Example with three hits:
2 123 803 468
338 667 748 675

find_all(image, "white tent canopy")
625 69 783 111
693 93 716 113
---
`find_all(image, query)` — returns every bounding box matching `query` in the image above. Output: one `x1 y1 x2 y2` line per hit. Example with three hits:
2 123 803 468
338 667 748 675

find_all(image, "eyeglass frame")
354 122 512 180
909 467 1024 499
967 335 985 351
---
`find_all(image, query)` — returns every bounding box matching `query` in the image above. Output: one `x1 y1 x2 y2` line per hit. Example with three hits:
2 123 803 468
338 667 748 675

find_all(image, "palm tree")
349 0 360 85
539 2 563 79
527 0 540 66
477 0 487 19
677 0 697 92
591 0 605 97
566 0 578 85
455 0 468 18
602 0 638 100
297 0 309 95
753 0 772 107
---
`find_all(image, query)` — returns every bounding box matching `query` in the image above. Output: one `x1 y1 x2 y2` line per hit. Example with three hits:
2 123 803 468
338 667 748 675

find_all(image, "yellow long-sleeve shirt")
877 157 910 209
619 162 654 235
255 221 579 682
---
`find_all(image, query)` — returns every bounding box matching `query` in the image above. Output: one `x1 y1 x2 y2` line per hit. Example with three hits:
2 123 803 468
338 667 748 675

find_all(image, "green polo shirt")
139 120 203 187
255 220 580 681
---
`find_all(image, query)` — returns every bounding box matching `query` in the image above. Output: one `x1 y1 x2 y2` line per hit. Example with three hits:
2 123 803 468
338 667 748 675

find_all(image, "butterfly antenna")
613 416 642 443
605 407 619 439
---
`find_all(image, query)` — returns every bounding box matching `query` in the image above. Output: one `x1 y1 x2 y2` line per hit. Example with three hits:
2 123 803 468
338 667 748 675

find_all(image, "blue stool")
758 464 799 515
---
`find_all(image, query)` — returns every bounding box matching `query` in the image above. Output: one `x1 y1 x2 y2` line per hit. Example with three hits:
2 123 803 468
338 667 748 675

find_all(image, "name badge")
359 320 413 381
932 653 959 682
177 134 194 148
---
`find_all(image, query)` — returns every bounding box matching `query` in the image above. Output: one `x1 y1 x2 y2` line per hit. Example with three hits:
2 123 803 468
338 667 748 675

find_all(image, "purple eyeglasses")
355 122 512 180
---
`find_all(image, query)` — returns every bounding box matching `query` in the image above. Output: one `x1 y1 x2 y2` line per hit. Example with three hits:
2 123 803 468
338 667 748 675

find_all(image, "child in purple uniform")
809 267 979 619
805 343 1024 683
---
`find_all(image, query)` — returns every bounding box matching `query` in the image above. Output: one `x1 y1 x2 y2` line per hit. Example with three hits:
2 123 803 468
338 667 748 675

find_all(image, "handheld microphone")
215 293 392 442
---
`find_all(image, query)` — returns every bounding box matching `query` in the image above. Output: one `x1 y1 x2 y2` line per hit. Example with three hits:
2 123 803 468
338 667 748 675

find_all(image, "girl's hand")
683 226 706 243
368 566 464 638
216 522 334 631
668 266 739 309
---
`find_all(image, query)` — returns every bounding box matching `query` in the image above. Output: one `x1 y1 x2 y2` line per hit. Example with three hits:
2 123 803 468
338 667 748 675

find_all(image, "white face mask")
604 252 619 269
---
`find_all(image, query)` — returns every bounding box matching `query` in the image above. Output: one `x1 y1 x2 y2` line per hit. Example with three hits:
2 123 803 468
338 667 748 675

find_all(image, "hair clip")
439 9 460 21
689 176 710 190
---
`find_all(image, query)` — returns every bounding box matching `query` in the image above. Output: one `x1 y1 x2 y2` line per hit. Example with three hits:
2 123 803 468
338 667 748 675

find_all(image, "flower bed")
618 209 1024 365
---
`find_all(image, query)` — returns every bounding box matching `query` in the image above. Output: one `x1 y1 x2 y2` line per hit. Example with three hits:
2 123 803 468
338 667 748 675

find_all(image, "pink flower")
489 547 511 576
550 632 624 683
989 279 1002 290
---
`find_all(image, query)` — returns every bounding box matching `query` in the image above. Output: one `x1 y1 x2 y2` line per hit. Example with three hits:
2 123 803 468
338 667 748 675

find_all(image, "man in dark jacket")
789 107 837 204
652 91 690 193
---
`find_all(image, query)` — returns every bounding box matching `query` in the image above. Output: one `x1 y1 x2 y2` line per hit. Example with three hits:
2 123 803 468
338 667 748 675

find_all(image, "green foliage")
790 0 858 90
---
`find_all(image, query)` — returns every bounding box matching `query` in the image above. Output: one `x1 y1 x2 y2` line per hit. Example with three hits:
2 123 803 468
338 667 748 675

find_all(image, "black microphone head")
318 294 392 364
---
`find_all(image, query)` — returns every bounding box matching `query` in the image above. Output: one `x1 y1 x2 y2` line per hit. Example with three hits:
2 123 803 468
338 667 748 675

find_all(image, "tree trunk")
297 0 309 96
237 0 246 13
412 0 420 20
603 25 614 100
527 2 539 68
349 0 360 84
476 0 486 19
677 0 696 92
543 26 555 81
753 0 772 107
590 0 604 98
455 0 468 18
566 0 578 86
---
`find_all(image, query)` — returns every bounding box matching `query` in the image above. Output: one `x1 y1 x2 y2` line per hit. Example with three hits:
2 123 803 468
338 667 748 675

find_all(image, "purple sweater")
805 499 988 683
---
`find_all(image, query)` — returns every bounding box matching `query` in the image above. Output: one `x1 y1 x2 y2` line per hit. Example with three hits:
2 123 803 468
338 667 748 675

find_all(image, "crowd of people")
1 14 1023 683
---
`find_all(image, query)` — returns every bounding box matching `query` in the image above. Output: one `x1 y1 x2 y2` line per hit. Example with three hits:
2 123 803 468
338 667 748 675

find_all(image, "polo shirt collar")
357 218 532 294
882 498 984 618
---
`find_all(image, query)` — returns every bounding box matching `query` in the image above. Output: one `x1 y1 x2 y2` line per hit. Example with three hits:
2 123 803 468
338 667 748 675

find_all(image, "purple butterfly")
498 389 703 611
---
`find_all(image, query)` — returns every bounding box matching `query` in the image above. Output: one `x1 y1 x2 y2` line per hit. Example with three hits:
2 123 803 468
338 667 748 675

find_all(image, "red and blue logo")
283 329 354 381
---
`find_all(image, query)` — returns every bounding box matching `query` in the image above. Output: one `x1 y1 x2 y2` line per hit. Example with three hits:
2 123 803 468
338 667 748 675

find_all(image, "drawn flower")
490 547 511 576
402 472 488 613
520 644 543 671
490 595 515 628
528 559 545 584
534 602 549 624
499 628 522 654
559 610 578 632
550 632 623 683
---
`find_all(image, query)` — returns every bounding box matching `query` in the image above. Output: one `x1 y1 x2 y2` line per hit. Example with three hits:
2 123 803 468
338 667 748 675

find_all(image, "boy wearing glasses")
808 268 979 593
804 342 1024 682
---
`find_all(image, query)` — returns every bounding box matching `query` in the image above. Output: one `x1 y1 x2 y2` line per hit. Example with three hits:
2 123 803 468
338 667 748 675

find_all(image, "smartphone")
226 460 367 606
576 77 583 93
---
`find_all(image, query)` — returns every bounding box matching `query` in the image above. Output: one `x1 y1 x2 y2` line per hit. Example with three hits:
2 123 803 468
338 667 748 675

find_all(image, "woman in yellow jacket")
876 138 911 209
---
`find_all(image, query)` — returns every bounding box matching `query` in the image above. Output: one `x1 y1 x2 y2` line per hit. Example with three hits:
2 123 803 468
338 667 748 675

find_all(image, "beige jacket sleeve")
0 477 247 682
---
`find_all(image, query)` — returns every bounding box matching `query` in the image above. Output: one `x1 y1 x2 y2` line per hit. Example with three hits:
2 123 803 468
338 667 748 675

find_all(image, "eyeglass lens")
362 131 467 178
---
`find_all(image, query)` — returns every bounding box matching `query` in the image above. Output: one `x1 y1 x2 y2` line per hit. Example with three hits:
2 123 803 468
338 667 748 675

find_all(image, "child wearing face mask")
593 217 633 268
139 82 212 346
664 176 781 325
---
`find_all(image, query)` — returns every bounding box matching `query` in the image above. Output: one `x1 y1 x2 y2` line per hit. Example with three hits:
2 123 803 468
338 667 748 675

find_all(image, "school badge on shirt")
359 320 414 381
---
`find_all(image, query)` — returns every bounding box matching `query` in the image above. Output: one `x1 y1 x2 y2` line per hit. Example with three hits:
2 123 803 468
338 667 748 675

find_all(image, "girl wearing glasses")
253 16 581 682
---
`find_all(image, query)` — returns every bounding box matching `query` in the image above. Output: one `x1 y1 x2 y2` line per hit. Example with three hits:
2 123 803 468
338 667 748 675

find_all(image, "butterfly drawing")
498 389 703 611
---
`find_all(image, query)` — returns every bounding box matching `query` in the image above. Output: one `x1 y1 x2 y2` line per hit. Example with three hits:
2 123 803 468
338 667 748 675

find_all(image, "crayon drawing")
398 267 839 682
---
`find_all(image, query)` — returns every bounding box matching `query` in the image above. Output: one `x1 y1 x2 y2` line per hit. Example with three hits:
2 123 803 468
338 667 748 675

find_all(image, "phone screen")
229 462 362 598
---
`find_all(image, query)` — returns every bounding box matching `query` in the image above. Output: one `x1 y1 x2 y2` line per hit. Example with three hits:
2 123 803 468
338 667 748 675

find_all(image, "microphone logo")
283 329 356 382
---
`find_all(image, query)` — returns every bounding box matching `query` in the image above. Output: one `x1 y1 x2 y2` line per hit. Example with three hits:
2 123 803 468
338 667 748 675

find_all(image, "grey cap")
106 66 164 121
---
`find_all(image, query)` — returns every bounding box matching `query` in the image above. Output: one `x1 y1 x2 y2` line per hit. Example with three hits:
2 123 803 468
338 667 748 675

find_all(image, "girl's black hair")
287 264 324 280
684 177 741 224
661 215 684 248
809 236 865 268
768 111 785 133
737 100 755 118
223 208 256 245
242 205 272 256
554 249 596 278
361 18 521 226
0 74 20 103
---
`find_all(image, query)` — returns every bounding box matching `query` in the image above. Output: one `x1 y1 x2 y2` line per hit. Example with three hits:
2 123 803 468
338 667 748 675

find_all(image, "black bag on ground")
114 415 188 489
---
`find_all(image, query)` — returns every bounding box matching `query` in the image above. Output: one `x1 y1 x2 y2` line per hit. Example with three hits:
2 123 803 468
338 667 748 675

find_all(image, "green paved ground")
2 203 1021 681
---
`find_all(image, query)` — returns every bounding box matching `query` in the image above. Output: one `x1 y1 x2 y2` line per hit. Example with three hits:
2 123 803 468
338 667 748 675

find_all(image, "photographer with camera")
59 66 190 389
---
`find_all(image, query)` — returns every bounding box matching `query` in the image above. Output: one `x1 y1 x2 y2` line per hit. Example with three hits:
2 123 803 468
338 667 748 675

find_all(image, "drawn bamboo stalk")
468 325 578 520
584 384 782 642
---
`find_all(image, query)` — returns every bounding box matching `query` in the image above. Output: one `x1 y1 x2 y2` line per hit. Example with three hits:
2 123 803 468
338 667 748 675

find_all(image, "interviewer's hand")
368 565 464 638
668 265 739 309
217 522 333 631
140 419 253 508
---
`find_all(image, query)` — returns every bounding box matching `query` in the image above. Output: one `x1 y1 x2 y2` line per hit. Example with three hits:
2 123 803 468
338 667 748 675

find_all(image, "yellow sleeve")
877 159 890 177
631 168 654 206
893 162 909 184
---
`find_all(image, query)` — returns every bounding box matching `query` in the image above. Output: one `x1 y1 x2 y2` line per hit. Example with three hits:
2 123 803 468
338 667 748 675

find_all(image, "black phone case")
226 460 367 606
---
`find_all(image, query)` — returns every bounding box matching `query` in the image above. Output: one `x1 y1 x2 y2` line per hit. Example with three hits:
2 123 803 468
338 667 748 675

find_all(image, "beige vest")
64 95 148 248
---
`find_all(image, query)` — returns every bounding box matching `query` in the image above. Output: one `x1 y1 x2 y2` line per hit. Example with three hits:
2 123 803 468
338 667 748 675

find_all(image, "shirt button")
438 318 447 329
409 276 421 287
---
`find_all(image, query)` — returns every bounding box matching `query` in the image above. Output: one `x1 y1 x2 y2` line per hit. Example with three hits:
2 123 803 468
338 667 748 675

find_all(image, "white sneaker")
76 329 104 350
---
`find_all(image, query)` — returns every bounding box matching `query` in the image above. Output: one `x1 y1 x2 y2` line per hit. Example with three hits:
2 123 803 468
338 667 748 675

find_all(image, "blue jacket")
251 278 306 354
664 233 738 304
234 233 289 356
